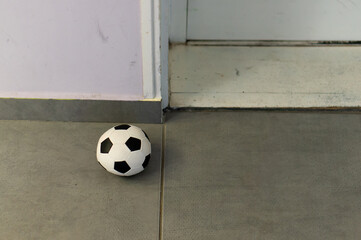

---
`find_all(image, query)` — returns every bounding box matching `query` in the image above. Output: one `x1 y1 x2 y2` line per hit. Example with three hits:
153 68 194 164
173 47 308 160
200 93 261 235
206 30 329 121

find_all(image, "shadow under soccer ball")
96 124 151 177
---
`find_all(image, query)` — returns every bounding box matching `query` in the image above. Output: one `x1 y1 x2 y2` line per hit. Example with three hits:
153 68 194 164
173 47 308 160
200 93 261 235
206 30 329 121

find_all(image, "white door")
172 0 361 42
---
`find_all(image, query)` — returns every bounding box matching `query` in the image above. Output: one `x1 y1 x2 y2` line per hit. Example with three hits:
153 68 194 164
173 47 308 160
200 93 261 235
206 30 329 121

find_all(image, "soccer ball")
96 124 151 176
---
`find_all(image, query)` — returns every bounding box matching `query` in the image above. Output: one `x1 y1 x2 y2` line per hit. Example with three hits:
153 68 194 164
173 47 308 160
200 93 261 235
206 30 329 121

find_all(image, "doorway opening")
169 0 361 108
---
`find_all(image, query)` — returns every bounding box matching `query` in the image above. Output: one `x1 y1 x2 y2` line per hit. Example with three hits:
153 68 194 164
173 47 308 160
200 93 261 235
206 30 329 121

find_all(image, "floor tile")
0 121 162 240
163 111 361 239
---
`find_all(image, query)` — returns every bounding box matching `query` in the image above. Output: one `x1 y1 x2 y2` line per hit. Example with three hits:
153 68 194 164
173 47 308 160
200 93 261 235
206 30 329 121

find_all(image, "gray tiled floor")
2 112 361 239
163 112 361 240
0 121 162 240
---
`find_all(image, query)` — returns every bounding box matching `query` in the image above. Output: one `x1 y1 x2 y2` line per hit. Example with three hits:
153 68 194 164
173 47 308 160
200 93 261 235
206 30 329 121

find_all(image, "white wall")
169 0 187 43
0 0 144 100
171 0 361 42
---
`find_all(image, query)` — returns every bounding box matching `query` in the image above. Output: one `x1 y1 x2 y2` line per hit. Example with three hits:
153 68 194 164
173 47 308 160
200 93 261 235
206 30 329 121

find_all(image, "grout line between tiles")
158 124 166 240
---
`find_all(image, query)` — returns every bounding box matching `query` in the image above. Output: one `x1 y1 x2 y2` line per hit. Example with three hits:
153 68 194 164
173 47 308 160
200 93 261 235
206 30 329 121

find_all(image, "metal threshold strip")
186 40 361 47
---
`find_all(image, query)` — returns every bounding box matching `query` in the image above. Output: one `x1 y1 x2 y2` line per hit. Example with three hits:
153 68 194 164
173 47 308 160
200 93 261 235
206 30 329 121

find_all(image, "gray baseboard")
0 98 162 123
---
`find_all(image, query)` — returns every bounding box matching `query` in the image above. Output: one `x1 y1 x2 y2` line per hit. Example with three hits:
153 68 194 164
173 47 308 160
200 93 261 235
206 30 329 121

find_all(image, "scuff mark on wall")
1 29 17 45
348 0 358 8
129 61 137 69
97 21 109 43
336 0 348 9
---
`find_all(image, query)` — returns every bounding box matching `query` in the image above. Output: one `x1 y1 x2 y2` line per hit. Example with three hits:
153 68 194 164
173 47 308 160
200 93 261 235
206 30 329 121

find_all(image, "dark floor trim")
186 40 361 47
0 98 162 123
165 107 361 113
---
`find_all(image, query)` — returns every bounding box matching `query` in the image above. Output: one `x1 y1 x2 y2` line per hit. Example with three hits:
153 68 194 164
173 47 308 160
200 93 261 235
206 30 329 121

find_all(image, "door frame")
140 0 169 108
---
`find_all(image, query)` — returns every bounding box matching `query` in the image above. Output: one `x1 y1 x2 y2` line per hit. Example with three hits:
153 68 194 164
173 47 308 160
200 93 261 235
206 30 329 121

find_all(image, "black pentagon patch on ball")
125 137 141 151
114 161 131 174
101 138 113 153
142 154 151 168
142 130 150 141
114 124 131 130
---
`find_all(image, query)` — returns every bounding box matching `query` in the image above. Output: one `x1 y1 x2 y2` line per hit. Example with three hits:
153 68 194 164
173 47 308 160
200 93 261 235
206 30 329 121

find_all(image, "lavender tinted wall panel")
0 0 143 100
